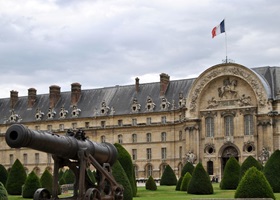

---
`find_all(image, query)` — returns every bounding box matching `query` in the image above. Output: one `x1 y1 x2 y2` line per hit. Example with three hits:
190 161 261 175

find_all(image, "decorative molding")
35 108 44 120
100 101 110 115
59 106 68 119
145 96 156 112
200 111 217 118
160 97 170 111
47 108 56 119
221 110 237 117
131 98 141 113
71 105 81 117
8 109 22 123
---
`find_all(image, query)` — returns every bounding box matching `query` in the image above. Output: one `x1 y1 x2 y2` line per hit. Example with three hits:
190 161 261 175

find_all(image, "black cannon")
5 124 123 200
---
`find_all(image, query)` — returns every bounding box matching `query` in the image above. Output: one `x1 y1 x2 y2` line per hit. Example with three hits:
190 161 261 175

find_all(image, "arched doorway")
221 146 239 175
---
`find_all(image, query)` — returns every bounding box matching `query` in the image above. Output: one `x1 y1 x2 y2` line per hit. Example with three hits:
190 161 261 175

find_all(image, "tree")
6 159 27 195
112 160 133 200
263 149 280 192
235 167 275 199
187 163 213 194
220 157 240 190
240 156 263 180
0 182 8 200
22 171 42 198
181 162 194 176
40 169 53 193
63 169 75 184
145 176 157 191
160 165 177 186
114 143 137 197
0 165 8 186
180 172 192 191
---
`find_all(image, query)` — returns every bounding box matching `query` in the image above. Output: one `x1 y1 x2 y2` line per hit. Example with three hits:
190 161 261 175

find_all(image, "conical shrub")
180 172 192 191
263 149 280 192
235 167 275 199
175 176 183 191
22 171 41 198
187 163 213 194
63 169 75 184
240 156 263 180
160 165 177 186
0 165 8 186
6 159 27 195
181 162 194 176
145 176 157 191
0 182 8 200
40 169 53 193
220 157 240 189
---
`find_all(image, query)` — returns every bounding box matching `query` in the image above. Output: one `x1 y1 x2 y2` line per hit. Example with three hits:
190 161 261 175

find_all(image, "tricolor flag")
212 19 225 38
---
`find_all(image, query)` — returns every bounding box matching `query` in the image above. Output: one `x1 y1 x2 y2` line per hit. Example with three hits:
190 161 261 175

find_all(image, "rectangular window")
23 153 28 165
161 132 167 142
47 125 52 131
179 146 182 159
147 148 152 160
85 122 90 129
206 117 214 137
132 149 137 160
146 133 152 142
9 154 14 165
161 148 167 159
161 116 166 124
146 117 151 125
101 121 106 128
72 123 77 130
244 115 254 135
35 153 39 165
118 120 123 127
47 154 52 165
118 135 123 144
35 126 40 131
132 118 137 126
225 116 234 136
132 134 137 143
59 124 64 131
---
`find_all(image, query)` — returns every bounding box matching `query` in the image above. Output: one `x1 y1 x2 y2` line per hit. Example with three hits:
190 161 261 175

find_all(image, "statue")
186 151 196 164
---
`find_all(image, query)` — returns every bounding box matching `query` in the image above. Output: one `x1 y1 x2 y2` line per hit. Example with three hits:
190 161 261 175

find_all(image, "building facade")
0 63 279 181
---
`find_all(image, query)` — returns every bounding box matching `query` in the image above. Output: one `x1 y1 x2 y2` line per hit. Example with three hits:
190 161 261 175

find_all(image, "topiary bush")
40 169 53 193
187 163 213 194
220 157 240 190
6 159 27 195
0 165 8 186
0 182 8 200
175 176 183 191
263 149 280 192
145 176 157 191
86 169 96 185
114 143 137 197
181 162 194 176
180 172 192 191
112 160 133 200
22 171 41 198
63 169 75 184
160 165 177 186
240 155 263 180
235 167 275 199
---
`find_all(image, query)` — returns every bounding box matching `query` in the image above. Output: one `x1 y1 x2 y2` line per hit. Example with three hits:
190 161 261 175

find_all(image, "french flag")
212 20 225 38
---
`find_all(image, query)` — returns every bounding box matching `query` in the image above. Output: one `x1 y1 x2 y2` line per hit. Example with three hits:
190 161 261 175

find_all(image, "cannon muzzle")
5 124 118 165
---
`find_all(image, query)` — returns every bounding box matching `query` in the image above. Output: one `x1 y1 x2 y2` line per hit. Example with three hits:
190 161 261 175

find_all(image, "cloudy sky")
0 0 279 98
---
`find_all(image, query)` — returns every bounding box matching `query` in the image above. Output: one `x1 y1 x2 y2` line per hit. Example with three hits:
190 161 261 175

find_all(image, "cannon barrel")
5 124 118 165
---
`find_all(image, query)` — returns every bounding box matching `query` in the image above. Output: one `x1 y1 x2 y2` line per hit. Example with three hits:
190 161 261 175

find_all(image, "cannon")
5 124 124 200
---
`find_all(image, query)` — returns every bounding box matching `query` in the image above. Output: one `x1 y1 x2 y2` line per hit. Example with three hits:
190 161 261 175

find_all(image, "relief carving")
218 77 238 99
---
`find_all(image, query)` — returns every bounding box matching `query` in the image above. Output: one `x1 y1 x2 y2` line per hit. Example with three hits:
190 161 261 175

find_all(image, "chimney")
28 88 37 108
160 73 170 96
135 77 140 92
49 85 61 108
71 82 81 105
10 90 18 109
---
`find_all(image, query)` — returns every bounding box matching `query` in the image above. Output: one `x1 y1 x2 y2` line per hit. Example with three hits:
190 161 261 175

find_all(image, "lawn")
7 184 280 200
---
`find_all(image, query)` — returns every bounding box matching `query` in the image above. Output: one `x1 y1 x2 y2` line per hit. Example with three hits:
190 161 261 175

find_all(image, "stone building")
0 62 279 181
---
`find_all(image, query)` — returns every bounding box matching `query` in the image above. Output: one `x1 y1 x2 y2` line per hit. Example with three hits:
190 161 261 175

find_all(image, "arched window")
244 114 254 135
118 134 123 144
207 161 214 175
205 117 214 137
146 133 152 142
145 164 153 178
224 115 234 136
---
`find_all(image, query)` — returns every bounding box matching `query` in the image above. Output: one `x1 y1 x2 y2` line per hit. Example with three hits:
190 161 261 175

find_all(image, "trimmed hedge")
0 165 8 186
112 160 133 200
40 169 53 193
181 162 194 176
220 157 240 190
145 176 157 191
235 167 275 199
180 172 192 191
0 182 8 200
6 159 27 195
22 171 41 198
160 165 177 186
240 155 263 180
187 163 213 194
114 143 137 197
175 176 183 191
63 169 75 184
263 149 280 192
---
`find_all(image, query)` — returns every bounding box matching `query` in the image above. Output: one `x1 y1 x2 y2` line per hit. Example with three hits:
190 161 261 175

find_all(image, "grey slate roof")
0 66 278 124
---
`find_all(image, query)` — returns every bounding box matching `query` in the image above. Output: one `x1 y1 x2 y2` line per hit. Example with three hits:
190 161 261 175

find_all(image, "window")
161 148 167 159
146 133 152 142
35 153 40 165
132 149 137 160
206 117 214 137
225 115 234 136
47 125 52 131
134 165 138 178
132 134 137 143
47 154 52 165
9 154 14 165
161 116 166 124
146 164 153 177
35 126 40 131
101 121 106 128
132 118 137 126
207 161 214 175
179 130 183 140
161 132 167 142
118 134 123 144
244 114 254 135
118 120 123 127
85 122 90 128
179 146 182 159
72 123 77 130
23 153 28 165
147 148 152 160
146 117 151 125
101 135 106 143
59 124 64 131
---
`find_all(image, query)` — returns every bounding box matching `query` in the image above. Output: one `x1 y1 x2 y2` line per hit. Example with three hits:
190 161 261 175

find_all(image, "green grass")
7 184 280 200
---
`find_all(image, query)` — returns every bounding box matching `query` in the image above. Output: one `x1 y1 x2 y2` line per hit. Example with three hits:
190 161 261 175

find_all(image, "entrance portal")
221 146 239 175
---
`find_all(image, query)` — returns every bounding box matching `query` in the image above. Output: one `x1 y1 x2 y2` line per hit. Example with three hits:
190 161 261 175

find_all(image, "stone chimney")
160 73 170 96
49 85 61 108
71 82 81 105
10 90 18 109
135 77 140 93
28 88 37 108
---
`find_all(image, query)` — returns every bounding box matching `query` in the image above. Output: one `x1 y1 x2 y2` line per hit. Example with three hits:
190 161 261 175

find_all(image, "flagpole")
224 18 228 63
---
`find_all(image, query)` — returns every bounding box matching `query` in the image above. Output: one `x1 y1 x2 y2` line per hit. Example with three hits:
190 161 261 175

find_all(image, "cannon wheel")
85 188 101 200
33 188 51 200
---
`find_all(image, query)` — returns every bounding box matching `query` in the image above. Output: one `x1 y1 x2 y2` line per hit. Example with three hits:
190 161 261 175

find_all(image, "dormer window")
178 92 186 108
131 98 141 113
35 108 44 120
59 106 68 119
9 109 21 123
47 108 56 119
160 97 170 111
145 96 155 112
100 100 110 115
72 105 81 117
